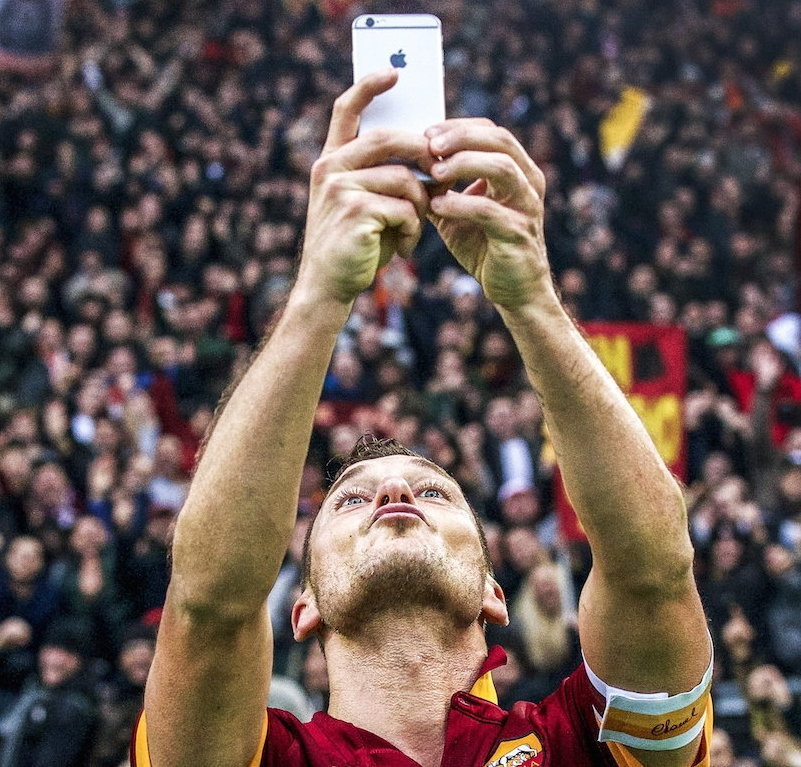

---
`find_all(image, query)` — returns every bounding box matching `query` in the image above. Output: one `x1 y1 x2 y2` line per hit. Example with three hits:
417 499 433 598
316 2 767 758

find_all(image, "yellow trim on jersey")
132 711 150 767
469 670 499 704
252 714 269 766
133 711 268 767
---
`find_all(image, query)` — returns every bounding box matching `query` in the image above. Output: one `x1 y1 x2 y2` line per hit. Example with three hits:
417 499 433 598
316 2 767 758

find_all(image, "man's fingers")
320 72 435 179
462 178 488 197
429 190 538 242
323 69 399 153
357 192 424 259
425 117 497 135
338 166 430 224
318 130 433 176
427 123 546 199
363 192 421 234
430 150 534 204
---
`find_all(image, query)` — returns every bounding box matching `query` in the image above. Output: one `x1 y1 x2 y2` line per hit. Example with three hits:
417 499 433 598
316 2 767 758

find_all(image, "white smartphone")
352 13 445 137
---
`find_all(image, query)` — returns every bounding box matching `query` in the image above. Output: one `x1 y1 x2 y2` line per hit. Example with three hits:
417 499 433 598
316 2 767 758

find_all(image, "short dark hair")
300 435 493 588
329 434 422 484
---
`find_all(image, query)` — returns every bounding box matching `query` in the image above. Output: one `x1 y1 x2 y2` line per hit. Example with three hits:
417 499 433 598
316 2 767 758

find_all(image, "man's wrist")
495 284 569 332
284 283 354 331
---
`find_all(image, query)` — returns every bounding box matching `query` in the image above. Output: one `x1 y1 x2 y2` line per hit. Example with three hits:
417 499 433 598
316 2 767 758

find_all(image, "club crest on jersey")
484 733 544 767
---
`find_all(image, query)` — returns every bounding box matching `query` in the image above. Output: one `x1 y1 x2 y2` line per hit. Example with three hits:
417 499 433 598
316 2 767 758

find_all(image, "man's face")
500 489 539 526
304 455 491 638
485 398 516 440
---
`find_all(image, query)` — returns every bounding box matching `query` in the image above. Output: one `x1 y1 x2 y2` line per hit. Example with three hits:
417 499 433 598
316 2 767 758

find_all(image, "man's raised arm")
143 70 432 767
426 119 710 767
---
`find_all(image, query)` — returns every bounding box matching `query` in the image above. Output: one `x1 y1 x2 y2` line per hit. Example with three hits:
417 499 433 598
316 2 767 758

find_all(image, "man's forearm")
499 291 692 591
170 290 350 619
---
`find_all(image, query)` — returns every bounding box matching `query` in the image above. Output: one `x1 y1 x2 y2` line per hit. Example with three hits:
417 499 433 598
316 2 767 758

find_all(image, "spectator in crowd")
710 728 756 767
0 537 62 696
511 560 582 701
0 617 97 767
89 623 155 767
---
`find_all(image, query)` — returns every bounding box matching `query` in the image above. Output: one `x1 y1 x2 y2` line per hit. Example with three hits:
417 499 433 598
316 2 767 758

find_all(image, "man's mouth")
370 503 427 526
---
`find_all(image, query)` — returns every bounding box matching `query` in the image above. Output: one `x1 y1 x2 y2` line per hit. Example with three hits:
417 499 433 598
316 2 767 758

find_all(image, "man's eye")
344 496 365 506
420 488 443 498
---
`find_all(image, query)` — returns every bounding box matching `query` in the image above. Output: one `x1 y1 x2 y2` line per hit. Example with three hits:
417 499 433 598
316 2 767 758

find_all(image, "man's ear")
291 587 323 641
480 576 509 626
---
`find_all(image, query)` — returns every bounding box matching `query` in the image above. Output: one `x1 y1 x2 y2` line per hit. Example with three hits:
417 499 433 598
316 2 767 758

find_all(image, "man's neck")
324 611 488 767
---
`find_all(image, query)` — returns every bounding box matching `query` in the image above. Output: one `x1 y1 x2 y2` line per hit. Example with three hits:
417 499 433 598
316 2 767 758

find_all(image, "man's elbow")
165 577 269 629
604 491 698 599
646 484 695 588
168 523 282 624
621 535 697 601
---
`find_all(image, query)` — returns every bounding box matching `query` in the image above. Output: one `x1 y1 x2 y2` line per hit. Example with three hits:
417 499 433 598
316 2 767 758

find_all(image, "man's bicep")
578 567 710 693
143 592 272 767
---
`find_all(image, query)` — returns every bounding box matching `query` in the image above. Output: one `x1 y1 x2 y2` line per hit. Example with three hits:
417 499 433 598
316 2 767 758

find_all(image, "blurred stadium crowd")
1 0 801 763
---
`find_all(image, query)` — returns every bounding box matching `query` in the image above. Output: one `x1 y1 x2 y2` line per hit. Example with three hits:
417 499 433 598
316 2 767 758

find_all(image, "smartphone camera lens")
365 17 375 26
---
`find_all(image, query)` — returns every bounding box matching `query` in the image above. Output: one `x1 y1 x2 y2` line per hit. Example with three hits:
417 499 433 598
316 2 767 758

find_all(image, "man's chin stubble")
315 547 485 640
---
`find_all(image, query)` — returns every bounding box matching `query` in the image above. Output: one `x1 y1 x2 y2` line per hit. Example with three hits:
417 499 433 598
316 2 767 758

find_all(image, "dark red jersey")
132 646 711 767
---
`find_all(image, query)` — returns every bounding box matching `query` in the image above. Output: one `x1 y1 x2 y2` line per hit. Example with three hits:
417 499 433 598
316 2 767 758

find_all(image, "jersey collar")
468 645 507 704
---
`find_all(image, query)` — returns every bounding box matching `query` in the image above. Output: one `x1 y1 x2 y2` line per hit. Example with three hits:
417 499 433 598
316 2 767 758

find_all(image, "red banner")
557 323 687 543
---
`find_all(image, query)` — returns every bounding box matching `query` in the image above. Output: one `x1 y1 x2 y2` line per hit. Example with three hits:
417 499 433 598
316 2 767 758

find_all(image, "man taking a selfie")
131 69 712 767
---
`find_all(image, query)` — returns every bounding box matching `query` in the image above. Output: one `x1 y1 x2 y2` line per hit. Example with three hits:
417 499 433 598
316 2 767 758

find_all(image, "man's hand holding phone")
300 16 556 322
295 70 434 309
349 14 555 315
425 119 556 314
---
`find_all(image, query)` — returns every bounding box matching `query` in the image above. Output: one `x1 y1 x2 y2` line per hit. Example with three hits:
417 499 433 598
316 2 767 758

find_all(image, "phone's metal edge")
352 13 441 30
352 25 440 30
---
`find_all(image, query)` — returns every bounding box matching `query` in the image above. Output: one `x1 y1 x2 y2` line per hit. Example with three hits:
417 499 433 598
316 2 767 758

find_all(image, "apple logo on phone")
389 49 407 68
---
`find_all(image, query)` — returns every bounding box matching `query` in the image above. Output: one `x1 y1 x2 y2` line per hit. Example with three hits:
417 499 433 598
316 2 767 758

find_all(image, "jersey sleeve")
129 710 269 767
562 663 713 767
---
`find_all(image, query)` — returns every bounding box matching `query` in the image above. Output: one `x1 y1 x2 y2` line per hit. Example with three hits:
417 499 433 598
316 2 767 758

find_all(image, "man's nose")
375 477 415 507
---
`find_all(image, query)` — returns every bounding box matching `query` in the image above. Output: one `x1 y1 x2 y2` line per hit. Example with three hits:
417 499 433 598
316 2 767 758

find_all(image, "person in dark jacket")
0 617 97 767
0 536 62 697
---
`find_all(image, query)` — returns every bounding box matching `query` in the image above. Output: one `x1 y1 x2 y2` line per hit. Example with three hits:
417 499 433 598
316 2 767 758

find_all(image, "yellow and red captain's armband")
586 652 713 752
